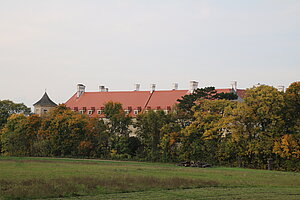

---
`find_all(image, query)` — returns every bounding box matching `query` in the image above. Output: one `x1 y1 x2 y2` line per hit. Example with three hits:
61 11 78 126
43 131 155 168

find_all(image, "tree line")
0 82 299 171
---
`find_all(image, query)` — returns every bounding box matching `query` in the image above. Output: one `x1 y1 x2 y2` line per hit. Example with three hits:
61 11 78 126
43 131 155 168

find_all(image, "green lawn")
0 157 299 200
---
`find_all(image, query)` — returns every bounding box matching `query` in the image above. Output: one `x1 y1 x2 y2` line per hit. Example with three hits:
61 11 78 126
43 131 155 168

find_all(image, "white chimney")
172 83 178 90
134 83 140 91
99 85 105 92
77 84 85 98
189 81 198 93
230 81 237 92
277 85 285 92
150 84 156 93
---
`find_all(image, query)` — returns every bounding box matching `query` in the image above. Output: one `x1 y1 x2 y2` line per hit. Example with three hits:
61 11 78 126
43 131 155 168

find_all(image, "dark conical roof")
33 92 57 107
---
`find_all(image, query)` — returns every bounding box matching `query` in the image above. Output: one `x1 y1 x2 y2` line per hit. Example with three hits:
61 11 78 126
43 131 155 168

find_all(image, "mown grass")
51 187 300 200
0 176 216 199
0 157 299 199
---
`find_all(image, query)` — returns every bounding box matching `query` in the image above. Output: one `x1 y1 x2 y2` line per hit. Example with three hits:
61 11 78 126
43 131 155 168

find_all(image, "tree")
226 85 286 168
176 87 238 127
135 110 172 161
1 114 41 156
159 122 181 162
0 100 31 129
284 82 300 136
178 87 237 113
78 117 109 158
270 82 300 170
273 134 300 159
38 104 90 157
180 99 236 163
103 101 132 137
103 101 132 157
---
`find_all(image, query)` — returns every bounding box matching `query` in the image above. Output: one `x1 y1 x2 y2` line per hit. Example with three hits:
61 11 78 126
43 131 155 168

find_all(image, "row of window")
77 109 170 115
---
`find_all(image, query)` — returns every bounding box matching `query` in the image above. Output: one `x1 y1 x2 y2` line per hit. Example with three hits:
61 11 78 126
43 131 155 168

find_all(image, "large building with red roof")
65 81 246 118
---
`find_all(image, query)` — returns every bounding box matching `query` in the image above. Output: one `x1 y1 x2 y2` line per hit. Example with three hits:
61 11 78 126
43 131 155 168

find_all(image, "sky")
0 0 299 109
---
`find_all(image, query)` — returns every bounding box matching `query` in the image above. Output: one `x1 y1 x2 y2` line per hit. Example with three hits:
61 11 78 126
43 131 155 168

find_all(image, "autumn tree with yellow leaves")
0 83 299 171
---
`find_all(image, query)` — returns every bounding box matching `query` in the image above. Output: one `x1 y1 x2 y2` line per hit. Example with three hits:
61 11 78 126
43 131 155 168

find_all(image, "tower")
33 92 57 116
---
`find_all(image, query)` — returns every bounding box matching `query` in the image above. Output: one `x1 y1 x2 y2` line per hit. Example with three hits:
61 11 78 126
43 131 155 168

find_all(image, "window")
124 110 130 115
97 110 102 115
134 110 139 115
88 110 93 115
79 110 84 114
164 110 169 114
43 109 48 113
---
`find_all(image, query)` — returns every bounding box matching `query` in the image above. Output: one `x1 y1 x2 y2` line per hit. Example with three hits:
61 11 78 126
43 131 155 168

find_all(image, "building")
65 81 245 117
33 92 57 116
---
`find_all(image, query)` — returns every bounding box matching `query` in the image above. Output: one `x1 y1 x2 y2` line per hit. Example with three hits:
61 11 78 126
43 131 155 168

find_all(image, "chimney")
277 85 285 92
134 83 140 91
99 85 105 92
77 84 85 98
189 81 198 93
105 88 109 92
150 84 156 93
230 81 237 92
172 83 178 90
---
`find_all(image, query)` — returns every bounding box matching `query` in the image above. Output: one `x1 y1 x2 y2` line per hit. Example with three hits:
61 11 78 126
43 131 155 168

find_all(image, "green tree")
103 101 132 137
103 101 132 157
0 100 31 129
159 122 181 162
136 110 171 161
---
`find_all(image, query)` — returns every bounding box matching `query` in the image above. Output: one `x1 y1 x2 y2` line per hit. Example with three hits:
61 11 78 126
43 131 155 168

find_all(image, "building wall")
34 105 56 116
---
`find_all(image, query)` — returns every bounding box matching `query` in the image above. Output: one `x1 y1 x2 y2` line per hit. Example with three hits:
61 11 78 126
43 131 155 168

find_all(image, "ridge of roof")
33 92 57 107
83 90 189 93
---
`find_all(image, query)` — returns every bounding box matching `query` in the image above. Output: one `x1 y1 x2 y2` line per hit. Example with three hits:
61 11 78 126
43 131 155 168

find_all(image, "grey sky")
0 0 299 108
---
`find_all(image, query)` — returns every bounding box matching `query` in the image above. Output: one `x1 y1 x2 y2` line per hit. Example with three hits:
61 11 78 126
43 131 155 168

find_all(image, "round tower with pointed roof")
33 92 57 116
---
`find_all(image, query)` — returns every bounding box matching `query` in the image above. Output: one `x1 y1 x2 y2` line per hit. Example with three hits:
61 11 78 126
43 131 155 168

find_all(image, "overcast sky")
0 0 299 108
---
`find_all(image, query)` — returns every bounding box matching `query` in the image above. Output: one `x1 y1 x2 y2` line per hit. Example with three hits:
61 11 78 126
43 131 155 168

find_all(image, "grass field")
0 157 299 200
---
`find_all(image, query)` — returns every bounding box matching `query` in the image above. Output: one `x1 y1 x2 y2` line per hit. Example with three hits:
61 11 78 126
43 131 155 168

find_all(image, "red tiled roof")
65 91 152 117
147 90 189 110
65 88 246 117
